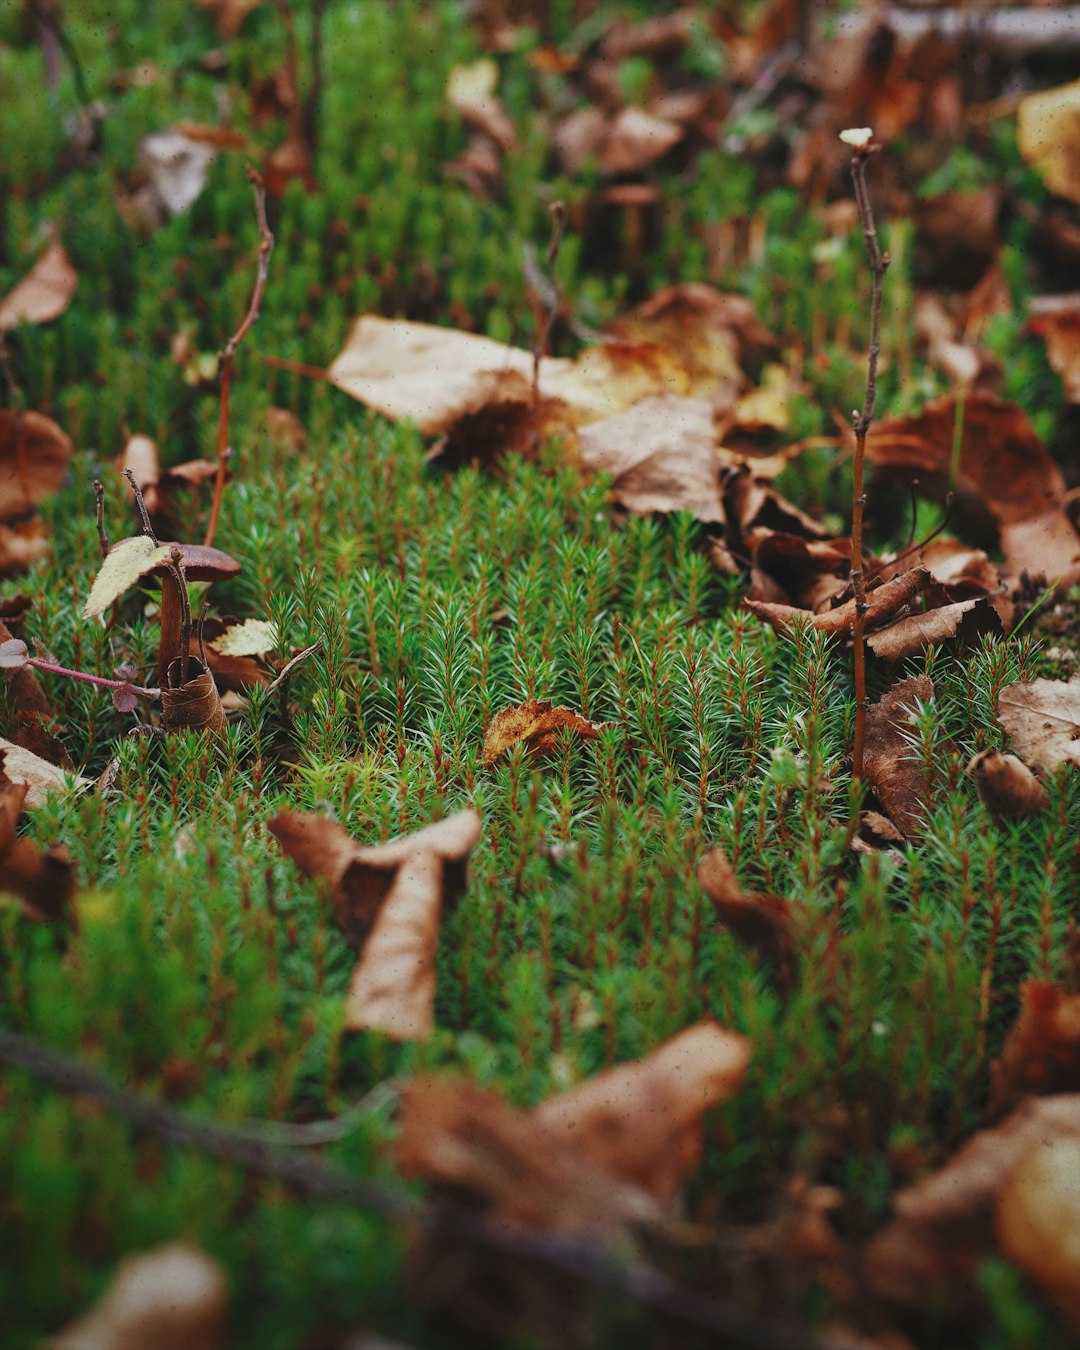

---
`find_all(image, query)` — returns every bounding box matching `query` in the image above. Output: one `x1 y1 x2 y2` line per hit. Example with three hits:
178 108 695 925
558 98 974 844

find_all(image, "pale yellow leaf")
212 618 278 657
83 536 173 618
0 738 90 807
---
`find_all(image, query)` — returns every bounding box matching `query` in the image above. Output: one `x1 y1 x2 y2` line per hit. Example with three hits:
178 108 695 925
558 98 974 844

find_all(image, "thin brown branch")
0 1023 836 1350
204 167 275 549
848 135 889 782
303 0 328 158
92 479 109 560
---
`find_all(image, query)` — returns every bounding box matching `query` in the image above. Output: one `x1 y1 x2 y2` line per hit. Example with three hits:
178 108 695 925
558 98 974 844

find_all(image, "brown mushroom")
151 543 241 686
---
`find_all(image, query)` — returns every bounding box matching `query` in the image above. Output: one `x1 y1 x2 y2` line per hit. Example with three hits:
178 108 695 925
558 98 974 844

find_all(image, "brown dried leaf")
967 750 1048 826
0 737 88 807
696 846 798 988
863 676 935 837
536 1022 751 1206
992 981 1080 1112
0 752 77 923
864 1094 1080 1318
117 433 161 514
446 59 516 150
481 699 605 766
264 132 317 199
0 409 74 521
0 239 78 332
0 519 49 576
51 1242 229 1350
1029 293 1080 404
1017 78 1080 207
745 568 933 641
599 106 683 175
866 596 1001 661
395 1075 663 1240
263 406 306 454
998 675 1080 775
160 658 227 737
996 1136 1080 1331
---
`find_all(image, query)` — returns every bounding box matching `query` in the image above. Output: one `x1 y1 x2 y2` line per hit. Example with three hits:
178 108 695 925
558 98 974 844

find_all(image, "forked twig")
204 167 275 548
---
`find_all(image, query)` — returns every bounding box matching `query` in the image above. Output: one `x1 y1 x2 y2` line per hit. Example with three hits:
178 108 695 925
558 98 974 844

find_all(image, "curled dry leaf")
0 238 78 332
136 128 219 222
0 737 89 807
1017 78 1080 207
160 658 228 737
270 809 482 1039
991 980 1080 1112
966 750 1048 826
862 676 936 837
864 1094 1080 1321
696 845 798 989
0 409 74 522
117 434 161 514
996 1136 1080 1331
599 106 683 175
50 1242 229 1350
866 596 1001 661
1028 292 1080 404
998 674 1080 775
745 567 933 641
446 58 516 150
0 754 77 922
481 698 605 766
535 1021 752 1205
82 536 174 619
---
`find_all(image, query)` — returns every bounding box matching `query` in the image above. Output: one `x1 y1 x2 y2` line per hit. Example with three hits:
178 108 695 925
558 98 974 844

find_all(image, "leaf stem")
27 657 158 699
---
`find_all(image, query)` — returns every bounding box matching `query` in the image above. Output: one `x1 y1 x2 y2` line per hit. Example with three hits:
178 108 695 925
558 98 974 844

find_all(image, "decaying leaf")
996 1136 1080 1331
991 980 1080 1112
864 1094 1080 1320
270 809 482 1039
696 845 798 988
481 699 605 766
866 596 1001 661
535 1021 752 1205
0 754 77 922
1017 78 1080 207
1029 293 1080 404
745 567 934 641
0 738 88 807
211 618 278 658
160 658 228 737
966 750 1048 825
447 58 516 150
82 536 174 619
0 409 74 521
396 1074 664 1240
133 128 219 225
117 434 161 514
862 676 935 837
0 238 78 332
998 674 1080 775
51 1242 229 1350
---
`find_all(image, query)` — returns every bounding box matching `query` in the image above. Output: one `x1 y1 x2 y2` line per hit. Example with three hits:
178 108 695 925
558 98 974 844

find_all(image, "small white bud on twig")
839 127 874 149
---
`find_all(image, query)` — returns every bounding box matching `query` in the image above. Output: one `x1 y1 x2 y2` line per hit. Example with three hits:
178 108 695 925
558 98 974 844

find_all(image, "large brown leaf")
998 674 1080 774
862 676 935 836
481 699 605 766
991 981 1080 1112
0 239 77 332
696 845 798 989
0 410 74 521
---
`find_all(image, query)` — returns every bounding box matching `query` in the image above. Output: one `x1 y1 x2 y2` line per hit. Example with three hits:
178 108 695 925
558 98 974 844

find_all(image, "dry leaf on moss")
481 699 605 766
211 618 278 657
160 657 227 737
0 755 77 922
998 674 1080 774
864 1094 1080 1320
270 809 481 1039
1017 78 1080 207
51 1242 229 1350
0 410 74 521
696 845 798 988
535 1021 752 1205
997 1136 1080 1331
83 536 174 619
745 568 933 640
863 676 935 837
966 750 1048 826
0 738 88 807
1029 294 1080 404
991 981 1080 1112
0 239 78 332
447 59 516 150
866 596 1001 661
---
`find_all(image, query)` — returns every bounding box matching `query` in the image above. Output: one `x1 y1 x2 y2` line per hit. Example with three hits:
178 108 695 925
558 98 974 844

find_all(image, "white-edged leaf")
0 738 90 806
212 618 278 657
0 638 29 668
83 537 173 618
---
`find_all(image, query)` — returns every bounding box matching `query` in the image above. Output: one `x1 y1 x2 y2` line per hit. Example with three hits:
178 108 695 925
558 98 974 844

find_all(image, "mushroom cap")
153 542 242 582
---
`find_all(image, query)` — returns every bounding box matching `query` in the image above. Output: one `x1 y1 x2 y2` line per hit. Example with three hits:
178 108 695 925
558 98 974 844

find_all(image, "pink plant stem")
27 658 159 699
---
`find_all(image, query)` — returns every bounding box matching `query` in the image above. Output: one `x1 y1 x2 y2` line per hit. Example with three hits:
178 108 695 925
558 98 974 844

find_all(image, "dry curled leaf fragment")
0 239 78 332
0 409 74 522
996 1136 1080 1331
211 618 277 658
446 58 516 150
481 698 605 766
0 752 77 922
160 657 228 737
1029 293 1080 404
535 1021 752 1205
1017 78 1080 207
50 1241 229 1350
866 596 1001 661
991 980 1080 1112
998 674 1080 775
864 1095 1080 1320
966 750 1048 825
696 845 798 988
82 536 174 619
0 738 89 807
862 676 935 837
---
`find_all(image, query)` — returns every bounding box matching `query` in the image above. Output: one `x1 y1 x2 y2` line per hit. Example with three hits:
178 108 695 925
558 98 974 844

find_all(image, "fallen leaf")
160 657 228 737
137 127 218 220
0 753 77 922
998 675 1080 774
0 409 74 521
696 845 798 988
396 1074 664 1239
1017 78 1080 207
1029 293 1080 404
82 536 174 619
264 131 318 199
0 519 49 576
263 406 306 453
211 618 278 657
601 106 683 177
991 981 1080 1112
996 1135 1080 1331
862 676 935 837
0 239 78 332
0 738 88 807
446 59 516 150
577 395 726 523
117 433 161 514
966 750 1048 827
481 699 605 766
745 568 933 641
51 1242 229 1350
866 596 1001 661
864 1094 1080 1319
535 1021 752 1205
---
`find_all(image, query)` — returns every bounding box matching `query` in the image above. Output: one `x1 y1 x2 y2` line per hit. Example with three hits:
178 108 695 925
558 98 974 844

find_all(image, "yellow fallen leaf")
1018 79 1080 207
481 698 606 766
212 618 278 657
0 738 90 807
83 536 174 619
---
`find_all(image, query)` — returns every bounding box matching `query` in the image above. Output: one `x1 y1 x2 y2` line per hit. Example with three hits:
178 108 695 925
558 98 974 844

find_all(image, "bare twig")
204 167 274 548
529 200 567 403
846 130 889 781
123 467 159 546
0 1023 835 1350
92 479 109 560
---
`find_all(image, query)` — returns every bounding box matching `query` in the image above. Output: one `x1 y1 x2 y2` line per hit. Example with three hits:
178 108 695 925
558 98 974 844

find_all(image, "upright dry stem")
848 140 889 780
204 167 274 548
